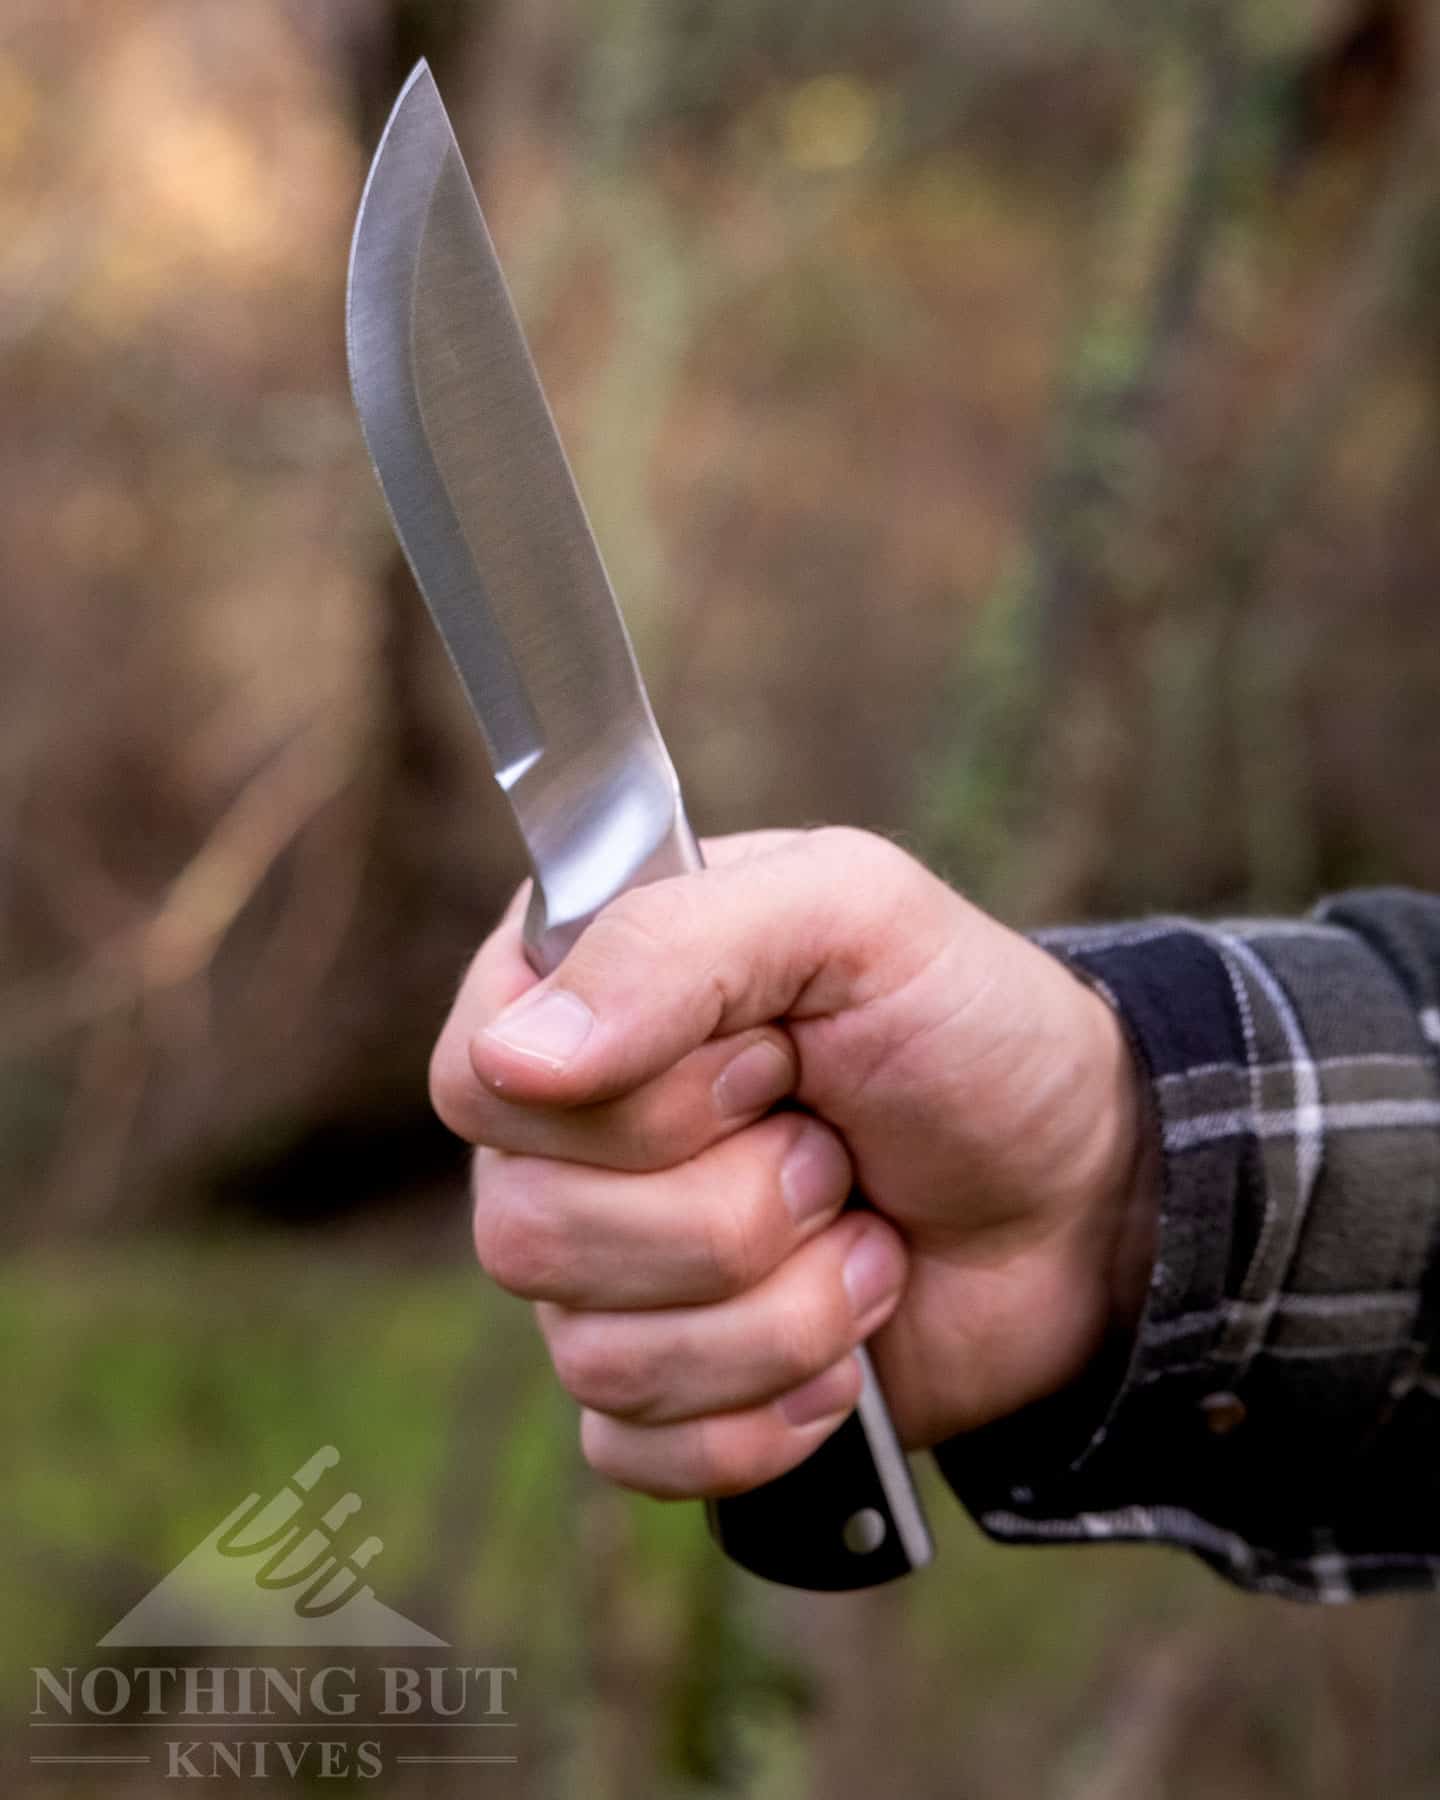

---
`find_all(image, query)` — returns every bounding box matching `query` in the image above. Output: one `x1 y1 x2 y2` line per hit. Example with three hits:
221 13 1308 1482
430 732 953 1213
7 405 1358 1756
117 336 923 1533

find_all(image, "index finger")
430 868 801 1170
465 827 949 1107
455 831 801 1034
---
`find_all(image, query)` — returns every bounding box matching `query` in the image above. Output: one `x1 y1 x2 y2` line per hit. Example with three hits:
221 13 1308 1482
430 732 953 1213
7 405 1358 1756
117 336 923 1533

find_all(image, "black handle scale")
708 1345 933 1590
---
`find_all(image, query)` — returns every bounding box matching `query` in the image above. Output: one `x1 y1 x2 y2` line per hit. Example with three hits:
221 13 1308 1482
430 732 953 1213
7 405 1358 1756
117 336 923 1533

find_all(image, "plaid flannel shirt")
934 889 1440 1602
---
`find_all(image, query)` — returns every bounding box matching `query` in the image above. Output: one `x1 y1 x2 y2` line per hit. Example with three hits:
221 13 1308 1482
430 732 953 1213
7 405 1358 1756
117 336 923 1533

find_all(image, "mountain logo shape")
100 1447 447 1647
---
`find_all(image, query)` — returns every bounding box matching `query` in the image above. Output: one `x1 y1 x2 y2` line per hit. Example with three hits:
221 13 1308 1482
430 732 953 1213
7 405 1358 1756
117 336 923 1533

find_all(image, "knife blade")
346 60 933 1591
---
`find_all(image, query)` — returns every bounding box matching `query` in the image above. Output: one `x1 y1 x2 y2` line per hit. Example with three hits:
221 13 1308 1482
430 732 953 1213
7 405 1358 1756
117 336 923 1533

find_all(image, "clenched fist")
430 828 1154 1500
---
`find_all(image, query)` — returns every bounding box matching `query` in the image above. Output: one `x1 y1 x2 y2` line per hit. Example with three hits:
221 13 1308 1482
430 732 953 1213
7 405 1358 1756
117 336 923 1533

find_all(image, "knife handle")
522 813 933 1590
706 1343 933 1590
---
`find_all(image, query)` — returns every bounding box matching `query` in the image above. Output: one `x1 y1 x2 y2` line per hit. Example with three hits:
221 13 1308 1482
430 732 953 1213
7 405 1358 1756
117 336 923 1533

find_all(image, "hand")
430 828 1153 1499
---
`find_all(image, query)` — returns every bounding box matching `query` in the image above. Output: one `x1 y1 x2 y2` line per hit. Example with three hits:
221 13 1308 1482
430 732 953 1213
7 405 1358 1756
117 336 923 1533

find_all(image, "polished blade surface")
346 62 689 948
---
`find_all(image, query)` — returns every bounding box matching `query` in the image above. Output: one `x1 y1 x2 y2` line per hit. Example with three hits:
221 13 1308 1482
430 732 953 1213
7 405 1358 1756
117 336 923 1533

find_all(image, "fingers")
473 1094 910 1498
460 827 952 1109
535 1211 906 1425
579 1358 865 1499
471 1114 853 1309
438 1022 798 1171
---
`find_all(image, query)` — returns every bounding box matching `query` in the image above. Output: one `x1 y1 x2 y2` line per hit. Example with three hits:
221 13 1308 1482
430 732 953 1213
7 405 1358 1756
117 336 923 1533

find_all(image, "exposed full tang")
346 61 933 1590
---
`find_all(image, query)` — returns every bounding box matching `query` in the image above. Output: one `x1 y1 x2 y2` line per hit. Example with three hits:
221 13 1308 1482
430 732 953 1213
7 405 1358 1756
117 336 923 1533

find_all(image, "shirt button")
1200 1391 1247 1436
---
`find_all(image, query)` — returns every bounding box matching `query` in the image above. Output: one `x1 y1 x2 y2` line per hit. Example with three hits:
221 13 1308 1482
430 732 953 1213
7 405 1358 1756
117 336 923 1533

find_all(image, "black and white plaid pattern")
934 889 1440 1602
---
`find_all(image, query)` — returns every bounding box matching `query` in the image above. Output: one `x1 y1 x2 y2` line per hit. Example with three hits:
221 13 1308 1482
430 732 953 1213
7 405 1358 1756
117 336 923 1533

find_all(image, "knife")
346 61 933 1591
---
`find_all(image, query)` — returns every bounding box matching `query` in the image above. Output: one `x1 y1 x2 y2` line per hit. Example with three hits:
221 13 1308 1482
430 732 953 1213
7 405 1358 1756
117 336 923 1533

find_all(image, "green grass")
1 1244 1429 1798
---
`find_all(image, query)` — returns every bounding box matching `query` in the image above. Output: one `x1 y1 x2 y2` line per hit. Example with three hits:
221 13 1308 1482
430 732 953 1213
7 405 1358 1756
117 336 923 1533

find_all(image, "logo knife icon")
346 62 932 1591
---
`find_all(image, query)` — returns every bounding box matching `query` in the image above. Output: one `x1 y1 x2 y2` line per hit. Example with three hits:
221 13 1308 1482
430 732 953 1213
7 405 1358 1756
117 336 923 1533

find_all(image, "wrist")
1107 1079 1160 1329
1082 988 1159 1334
971 968 1158 1426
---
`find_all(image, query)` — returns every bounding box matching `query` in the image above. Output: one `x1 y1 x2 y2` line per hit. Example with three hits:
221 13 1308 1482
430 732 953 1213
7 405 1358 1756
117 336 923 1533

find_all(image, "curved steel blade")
346 61 693 956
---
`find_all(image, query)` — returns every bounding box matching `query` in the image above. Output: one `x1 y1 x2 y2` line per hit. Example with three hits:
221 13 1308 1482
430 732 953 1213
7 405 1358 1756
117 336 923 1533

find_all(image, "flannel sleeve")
932 888 1440 1602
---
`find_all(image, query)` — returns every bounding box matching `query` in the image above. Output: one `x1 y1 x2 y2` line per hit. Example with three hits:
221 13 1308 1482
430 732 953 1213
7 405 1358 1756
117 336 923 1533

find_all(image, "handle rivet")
842 1507 887 1555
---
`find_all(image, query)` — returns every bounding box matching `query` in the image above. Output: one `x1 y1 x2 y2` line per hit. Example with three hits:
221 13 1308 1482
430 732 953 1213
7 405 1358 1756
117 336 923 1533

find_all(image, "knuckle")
580 1411 778 1502
549 1321 654 1418
609 1092 687 1174
578 1412 645 1493
470 1158 563 1297
808 822 883 869
771 1289 847 1391
577 1411 620 1483
687 1414 766 1499
429 1037 478 1139
808 825 911 898
802 827 935 986
591 881 696 966
702 1188 768 1297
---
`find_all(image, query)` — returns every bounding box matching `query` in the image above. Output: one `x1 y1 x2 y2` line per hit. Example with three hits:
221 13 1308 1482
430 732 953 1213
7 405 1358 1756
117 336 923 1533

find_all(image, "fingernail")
482 989 595 1070
714 1040 792 1118
780 1357 859 1428
843 1227 905 1325
781 1124 849 1228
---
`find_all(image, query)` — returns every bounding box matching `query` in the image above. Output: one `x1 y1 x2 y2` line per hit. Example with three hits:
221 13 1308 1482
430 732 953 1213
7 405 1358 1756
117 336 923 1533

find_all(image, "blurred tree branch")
919 1 1249 913
919 0 1440 920
0 716 360 1061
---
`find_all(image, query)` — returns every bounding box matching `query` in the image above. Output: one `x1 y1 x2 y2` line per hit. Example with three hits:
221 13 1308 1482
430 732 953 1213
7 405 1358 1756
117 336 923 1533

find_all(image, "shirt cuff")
933 912 1440 1602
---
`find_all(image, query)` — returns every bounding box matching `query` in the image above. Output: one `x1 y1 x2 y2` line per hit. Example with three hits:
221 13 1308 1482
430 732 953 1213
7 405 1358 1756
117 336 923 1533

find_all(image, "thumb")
468 828 950 1106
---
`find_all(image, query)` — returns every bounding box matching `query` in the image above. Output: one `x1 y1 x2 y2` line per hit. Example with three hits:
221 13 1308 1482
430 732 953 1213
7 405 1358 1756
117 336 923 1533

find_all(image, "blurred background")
4 0 1440 1793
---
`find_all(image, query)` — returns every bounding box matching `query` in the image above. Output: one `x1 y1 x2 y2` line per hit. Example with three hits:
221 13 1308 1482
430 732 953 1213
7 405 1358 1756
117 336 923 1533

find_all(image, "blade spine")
346 63 547 785
344 59 430 359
